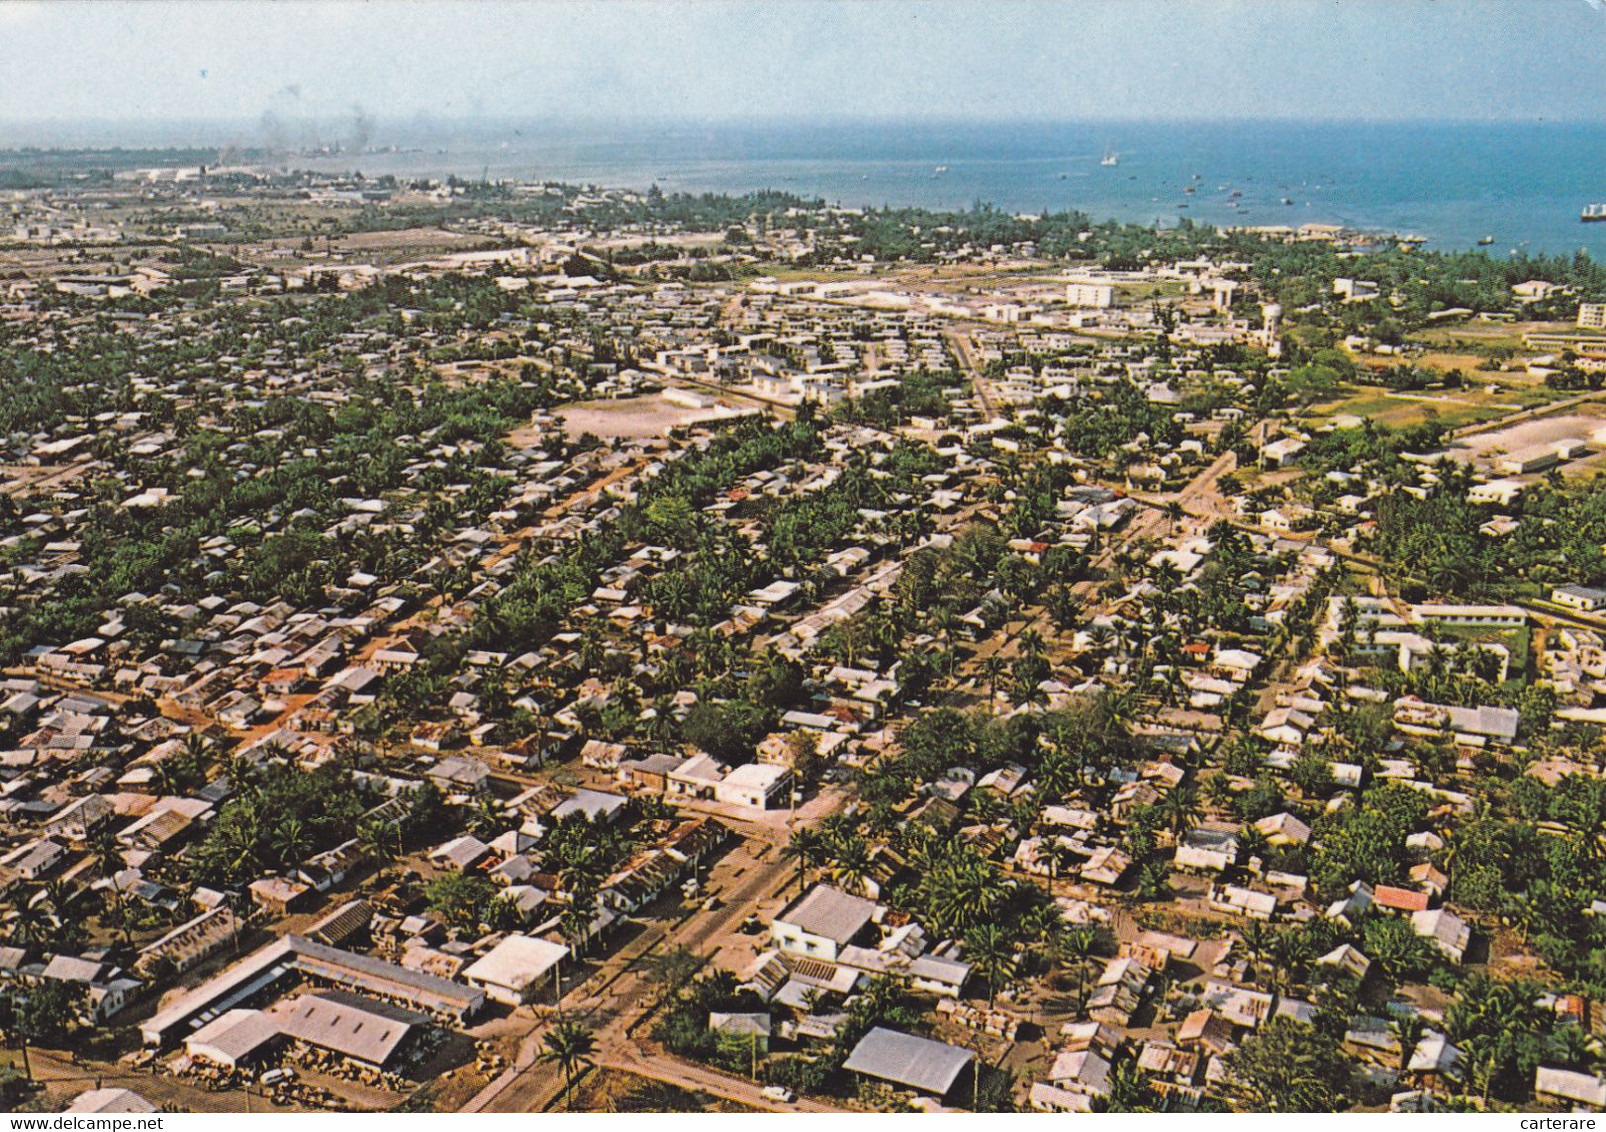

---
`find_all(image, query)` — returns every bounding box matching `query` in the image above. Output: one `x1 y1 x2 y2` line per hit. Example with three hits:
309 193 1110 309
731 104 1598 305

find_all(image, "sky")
0 0 1602 135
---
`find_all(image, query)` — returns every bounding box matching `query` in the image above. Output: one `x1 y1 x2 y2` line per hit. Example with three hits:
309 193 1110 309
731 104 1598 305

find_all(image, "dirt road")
466 788 849 1114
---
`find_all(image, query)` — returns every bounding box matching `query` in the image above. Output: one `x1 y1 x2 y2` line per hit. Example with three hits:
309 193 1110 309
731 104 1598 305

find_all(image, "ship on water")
1100 147 1119 167
1583 204 1606 223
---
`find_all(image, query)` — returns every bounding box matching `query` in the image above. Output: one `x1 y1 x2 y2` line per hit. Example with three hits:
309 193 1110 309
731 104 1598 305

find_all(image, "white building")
715 762 792 811
1066 281 1115 309
1553 584 1606 613
462 934 568 1006
771 885 877 961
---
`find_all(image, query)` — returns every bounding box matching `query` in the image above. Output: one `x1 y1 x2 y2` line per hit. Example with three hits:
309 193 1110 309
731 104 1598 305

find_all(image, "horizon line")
0 112 1602 130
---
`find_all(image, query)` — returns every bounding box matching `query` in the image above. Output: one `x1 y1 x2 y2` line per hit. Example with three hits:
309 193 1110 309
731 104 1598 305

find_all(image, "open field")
1446 406 1606 464
554 393 755 439
1406 348 1495 374
1411 317 1583 354
1301 385 1519 430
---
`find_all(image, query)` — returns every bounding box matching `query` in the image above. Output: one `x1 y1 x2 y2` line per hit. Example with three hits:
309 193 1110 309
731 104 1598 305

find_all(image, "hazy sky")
1 0 1602 129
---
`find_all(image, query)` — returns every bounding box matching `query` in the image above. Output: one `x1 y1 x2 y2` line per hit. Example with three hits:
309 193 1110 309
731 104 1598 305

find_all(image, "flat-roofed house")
716 762 792 810
1553 585 1606 613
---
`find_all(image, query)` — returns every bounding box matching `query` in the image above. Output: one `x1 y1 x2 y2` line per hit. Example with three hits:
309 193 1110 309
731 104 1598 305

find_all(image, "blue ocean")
311 119 1606 258
13 118 1606 257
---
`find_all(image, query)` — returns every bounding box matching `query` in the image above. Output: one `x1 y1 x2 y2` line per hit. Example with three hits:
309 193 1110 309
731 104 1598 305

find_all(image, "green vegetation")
185 758 379 889
1374 467 1606 600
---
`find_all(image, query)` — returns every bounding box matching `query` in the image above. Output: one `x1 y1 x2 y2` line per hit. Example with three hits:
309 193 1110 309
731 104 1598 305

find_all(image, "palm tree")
1155 784 1199 843
89 828 124 883
980 655 1007 700
645 698 677 747
357 817 400 866
9 891 56 947
1037 835 1078 888
824 831 875 898
1099 1053 1171 1112
1020 903 1065 974
780 827 826 898
921 851 1003 937
965 923 1019 1006
1268 928 1316 995
529 709 558 766
183 730 214 769
1089 624 1116 653
1237 920 1275 986
272 815 312 870
560 896 597 960
1056 925 1099 1010
539 1019 597 1110
467 793 504 837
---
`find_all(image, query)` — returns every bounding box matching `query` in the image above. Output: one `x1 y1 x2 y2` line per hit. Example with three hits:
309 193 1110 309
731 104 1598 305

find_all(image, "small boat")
1100 147 1119 167
933 165 948 175
1184 185 1196 194
1583 204 1606 223
1281 198 1294 206
1478 235 1495 245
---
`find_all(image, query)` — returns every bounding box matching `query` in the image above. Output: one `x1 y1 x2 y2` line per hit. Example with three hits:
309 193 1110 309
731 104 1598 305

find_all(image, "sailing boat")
1100 146 1120 167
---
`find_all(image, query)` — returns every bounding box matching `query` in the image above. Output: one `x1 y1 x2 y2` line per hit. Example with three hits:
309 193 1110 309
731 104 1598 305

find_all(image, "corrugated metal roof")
842 1027 973 1096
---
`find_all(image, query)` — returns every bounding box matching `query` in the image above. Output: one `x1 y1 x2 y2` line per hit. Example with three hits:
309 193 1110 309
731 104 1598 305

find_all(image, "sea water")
10 117 1604 257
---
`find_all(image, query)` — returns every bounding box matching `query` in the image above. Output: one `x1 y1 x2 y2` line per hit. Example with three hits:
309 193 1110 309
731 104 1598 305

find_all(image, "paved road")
943 325 997 417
